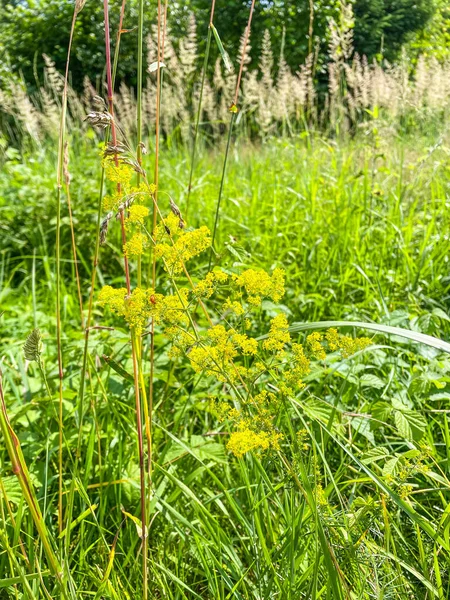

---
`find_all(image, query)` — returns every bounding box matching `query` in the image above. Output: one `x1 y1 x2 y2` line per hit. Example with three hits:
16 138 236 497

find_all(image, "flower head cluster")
99 285 190 336
125 204 149 229
98 286 163 333
307 332 326 360
227 429 282 459
103 158 134 185
233 268 285 305
154 213 211 274
193 270 229 299
325 328 371 357
188 325 257 382
123 232 149 257
263 313 291 353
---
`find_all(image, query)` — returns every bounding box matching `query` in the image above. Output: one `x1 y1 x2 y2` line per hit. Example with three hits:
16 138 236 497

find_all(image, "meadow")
1 1 450 599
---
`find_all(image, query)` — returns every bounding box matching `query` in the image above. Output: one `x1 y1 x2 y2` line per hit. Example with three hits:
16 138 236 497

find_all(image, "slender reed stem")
103 1 148 595
186 0 217 219
63 142 84 328
56 2 79 536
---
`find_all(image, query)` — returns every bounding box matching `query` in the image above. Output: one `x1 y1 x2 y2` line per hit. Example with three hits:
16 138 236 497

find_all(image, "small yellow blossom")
233 268 285 305
325 328 340 351
102 193 121 212
104 158 134 185
307 332 326 360
263 313 291 352
154 215 211 274
99 286 164 333
123 232 149 257
233 333 258 355
227 429 282 458
125 204 149 229
223 298 245 316
325 328 372 357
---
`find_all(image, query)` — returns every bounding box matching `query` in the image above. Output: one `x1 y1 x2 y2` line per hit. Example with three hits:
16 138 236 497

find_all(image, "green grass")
1 130 450 598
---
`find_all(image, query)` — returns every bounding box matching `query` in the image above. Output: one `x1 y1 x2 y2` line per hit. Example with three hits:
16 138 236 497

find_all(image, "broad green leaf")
394 409 427 441
371 401 392 424
360 373 385 389
361 447 389 465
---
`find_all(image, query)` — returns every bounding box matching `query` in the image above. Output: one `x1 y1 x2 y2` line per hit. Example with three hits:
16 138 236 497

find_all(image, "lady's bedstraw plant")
94 146 372 465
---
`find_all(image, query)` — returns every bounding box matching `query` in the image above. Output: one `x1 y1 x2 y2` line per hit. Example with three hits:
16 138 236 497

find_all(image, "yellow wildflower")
233 333 258 355
325 328 340 351
102 193 120 212
337 335 372 358
227 429 282 458
263 313 291 352
307 332 326 360
123 232 149 257
99 286 164 334
285 343 310 390
213 269 229 283
193 272 215 298
125 204 149 229
155 221 211 274
104 158 134 185
223 298 245 316
233 267 285 305
325 328 372 357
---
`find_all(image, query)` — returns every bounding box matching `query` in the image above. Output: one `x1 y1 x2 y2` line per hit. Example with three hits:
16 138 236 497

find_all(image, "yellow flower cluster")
325 328 371 357
104 158 134 185
263 313 291 353
154 214 211 274
233 268 285 305
227 428 282 459
99 285 190 336
98 286 162 333
284 343 311 391
193 270 229 298
125 204 149 228
307 332 326 360
223 298 245 316
188 325 257 382
123 232 149 257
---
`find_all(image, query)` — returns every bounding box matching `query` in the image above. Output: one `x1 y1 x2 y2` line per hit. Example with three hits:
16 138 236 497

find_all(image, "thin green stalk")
207 0 256 269
186 0 217 219
55 3 78 537
208 112 235 270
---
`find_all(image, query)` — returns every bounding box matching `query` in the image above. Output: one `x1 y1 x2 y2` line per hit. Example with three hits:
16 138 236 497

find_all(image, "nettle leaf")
360 374 385 389
350 416 375 444
0 475 22 505
371 401 392 424
394 410 427 442
383 456 402 477
303 398 334 424
361 447 390 465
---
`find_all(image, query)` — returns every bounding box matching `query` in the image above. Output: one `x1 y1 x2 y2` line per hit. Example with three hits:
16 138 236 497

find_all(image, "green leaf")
371 401 392 424
394 410 427 441
383 456 402 476
361 447 389 465
360 373 385 389
210 24 232 72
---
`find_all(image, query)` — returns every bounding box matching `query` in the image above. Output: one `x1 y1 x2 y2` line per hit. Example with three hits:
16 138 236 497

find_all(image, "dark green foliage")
0 0 437 93
353 0 436 61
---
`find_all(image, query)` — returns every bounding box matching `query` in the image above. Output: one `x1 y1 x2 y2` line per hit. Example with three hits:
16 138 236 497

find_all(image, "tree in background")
353 0 436 62
0 0 439 92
